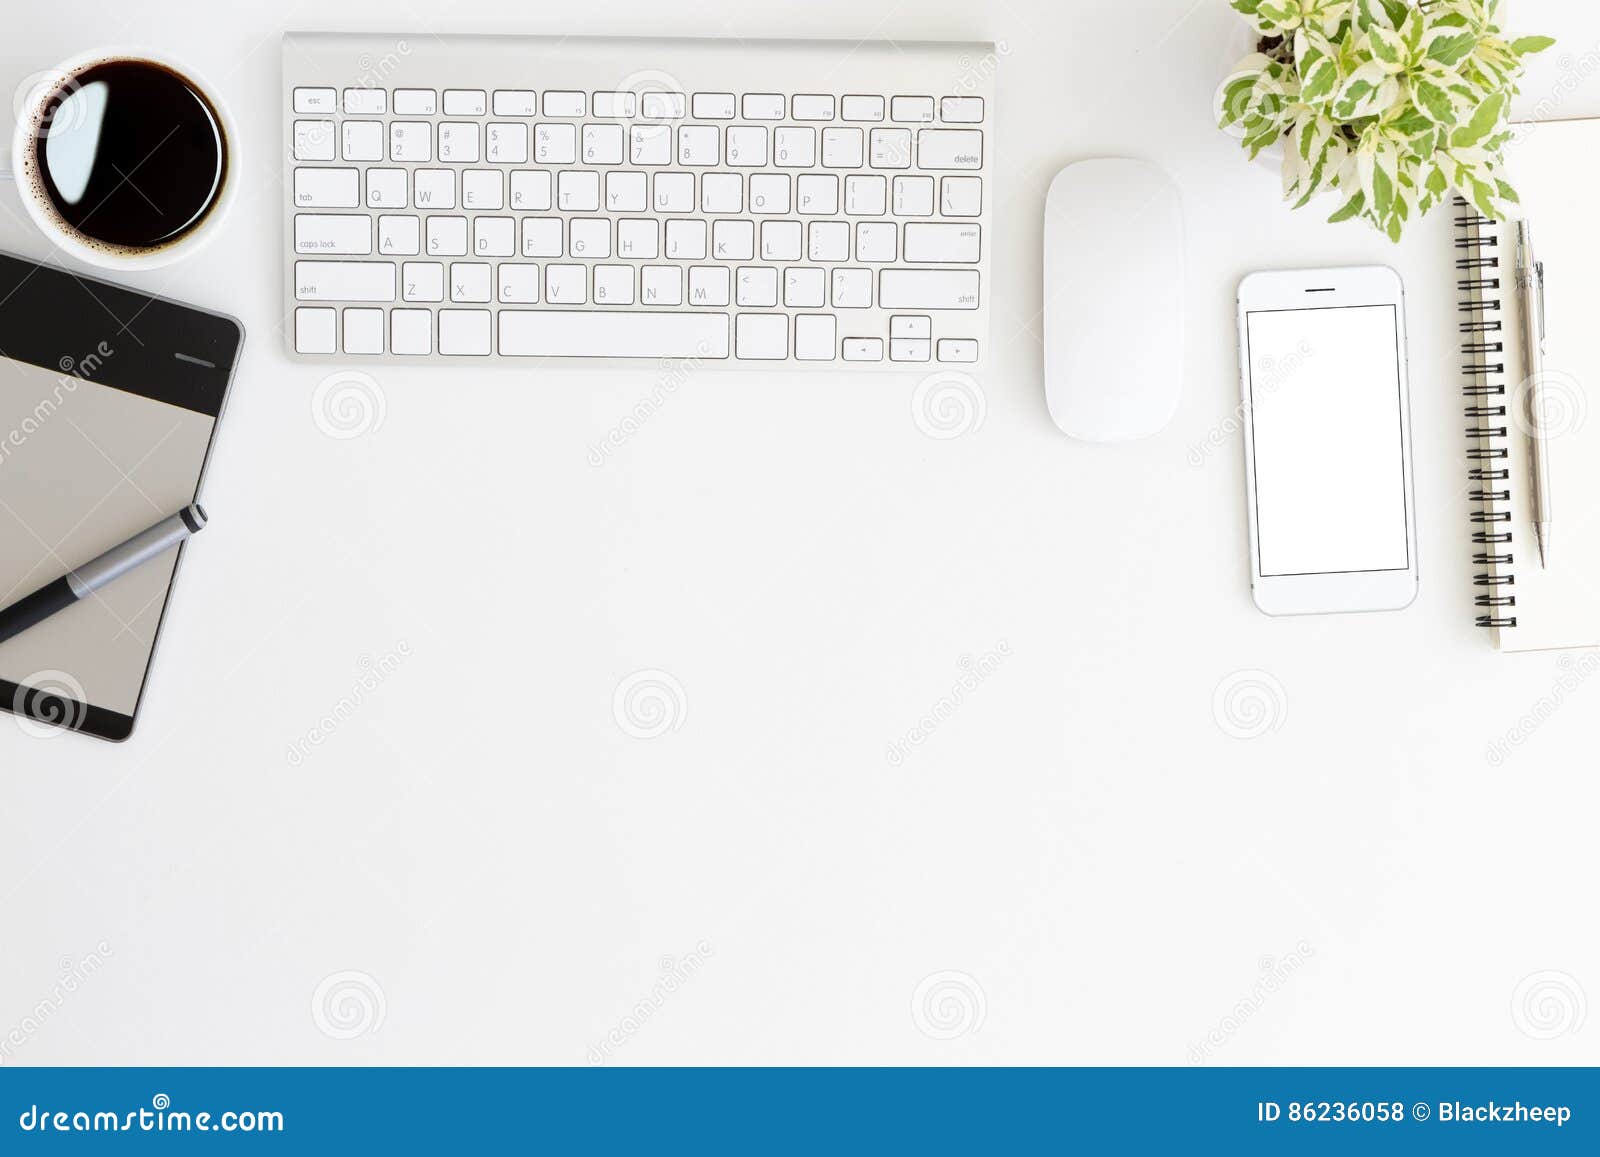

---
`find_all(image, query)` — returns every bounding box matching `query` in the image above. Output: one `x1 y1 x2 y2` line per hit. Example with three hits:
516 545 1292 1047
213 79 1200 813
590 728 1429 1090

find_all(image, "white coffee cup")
5 47 238 271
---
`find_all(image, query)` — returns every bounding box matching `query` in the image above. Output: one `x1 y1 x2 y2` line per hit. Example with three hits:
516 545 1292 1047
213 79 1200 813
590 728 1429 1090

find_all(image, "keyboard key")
294 261 396 301
784 268 826 308
293 87 336 114
545 264 587 304
842 95 885 121
444 89 487 116
742 94 785 120
450 263 492 302
890 337 930 362
904 222 981 263
916 128 983 169
584 123 624 164
735 314 788 359
440 309 492 353
498 264 540 304
438 123 480 162
473 217 516 257
665 219 706 259
426 216 467 256
725 126 768 167
594 92 636 118
713 220 754 261
940 96 985 122
699 172 740 214
878 268 980 309
536 123 577 164
937 338 979 363
391 308 433 354
856 221 897 262
393 88 437 115
543 91 586 117
617 218 657 258
511 170 553 210
294 167 359 208
413 169 456 209
343 308 384 354
794 314 837 360
630 125 671 166
641 92 686 119
606 172 648 213
402 262 444 301
809 221 849 262
366 168 406 207
749 174 790 214
378 215 420 255
462 169 503 210
594 264 635 305
678 125 719 166
294 307 336 353
487 123 528 164
343 87 386 115
844 175 886 216
843 337 883 361
773 127 816 168
294 120 335 161
342 121 384 162
568 218 610 258
493 90 537 116
736 266 778 307
831 268 872 308
295 214 372 255
499 311 729 358
557 170 600 211
655 172 695 213
890 315 931 339
869 128 912 169
797 174 839 215
891 96 935 122
641 265 683 305
791 94 835 121
940 176 983 216
521 218 562 258
760 220 802 261
689 266 730 306
692 93 735 119
821 128 863 168
892 175 935 216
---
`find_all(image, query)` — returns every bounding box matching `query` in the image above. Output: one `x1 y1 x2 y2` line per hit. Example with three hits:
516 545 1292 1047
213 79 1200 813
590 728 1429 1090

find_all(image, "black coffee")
30 59 226 252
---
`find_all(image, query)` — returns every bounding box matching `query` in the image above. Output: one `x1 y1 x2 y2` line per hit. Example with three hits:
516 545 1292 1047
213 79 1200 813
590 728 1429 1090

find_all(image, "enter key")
903 223 981 263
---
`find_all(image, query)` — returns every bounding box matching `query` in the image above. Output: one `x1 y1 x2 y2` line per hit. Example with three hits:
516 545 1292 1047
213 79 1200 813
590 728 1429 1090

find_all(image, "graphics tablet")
0 252 243 741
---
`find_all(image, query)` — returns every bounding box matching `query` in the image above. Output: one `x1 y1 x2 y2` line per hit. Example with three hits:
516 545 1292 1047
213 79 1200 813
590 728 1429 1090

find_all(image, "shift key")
879 269 980 310
294 261 396 301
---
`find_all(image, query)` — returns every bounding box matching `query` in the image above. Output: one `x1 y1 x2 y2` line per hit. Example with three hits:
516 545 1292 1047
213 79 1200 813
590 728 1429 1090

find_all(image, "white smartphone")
1236 266 1419 616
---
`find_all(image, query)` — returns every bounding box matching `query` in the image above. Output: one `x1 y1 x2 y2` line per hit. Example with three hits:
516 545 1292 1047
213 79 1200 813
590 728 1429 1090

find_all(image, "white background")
1 0 1596 1066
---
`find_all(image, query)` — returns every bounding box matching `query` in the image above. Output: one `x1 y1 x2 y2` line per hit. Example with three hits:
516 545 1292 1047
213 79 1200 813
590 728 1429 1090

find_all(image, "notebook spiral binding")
1455 197 1517 629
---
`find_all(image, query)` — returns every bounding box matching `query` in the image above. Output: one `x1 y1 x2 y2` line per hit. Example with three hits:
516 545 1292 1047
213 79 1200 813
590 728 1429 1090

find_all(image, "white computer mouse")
1043 159 1185 441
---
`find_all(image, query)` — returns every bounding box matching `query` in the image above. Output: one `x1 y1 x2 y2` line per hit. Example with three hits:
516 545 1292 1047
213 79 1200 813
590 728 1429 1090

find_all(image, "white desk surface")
2 0 1597 1066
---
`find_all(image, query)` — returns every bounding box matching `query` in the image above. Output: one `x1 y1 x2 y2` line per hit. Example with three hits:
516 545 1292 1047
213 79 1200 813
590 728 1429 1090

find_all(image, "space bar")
498 311 730 358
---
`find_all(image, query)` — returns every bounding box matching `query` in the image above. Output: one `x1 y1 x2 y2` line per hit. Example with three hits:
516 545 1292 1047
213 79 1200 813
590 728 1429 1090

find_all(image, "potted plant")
1217 0 1553 239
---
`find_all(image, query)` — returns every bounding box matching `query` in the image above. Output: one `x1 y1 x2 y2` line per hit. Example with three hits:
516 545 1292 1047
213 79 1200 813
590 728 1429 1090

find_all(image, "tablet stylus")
0 505 208 646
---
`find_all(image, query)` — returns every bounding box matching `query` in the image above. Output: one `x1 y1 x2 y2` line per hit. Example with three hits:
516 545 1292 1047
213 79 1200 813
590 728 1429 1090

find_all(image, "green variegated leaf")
1452 91 1506 148
1328 189 1366 223
1332 60 1401 119
1425 28 1478 67
1412 77 1459 124
1512 36 1556 56
1368 24 1408 72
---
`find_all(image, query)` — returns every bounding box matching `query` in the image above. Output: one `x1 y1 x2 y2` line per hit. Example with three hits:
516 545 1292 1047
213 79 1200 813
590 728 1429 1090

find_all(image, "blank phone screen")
1244 305 1410 577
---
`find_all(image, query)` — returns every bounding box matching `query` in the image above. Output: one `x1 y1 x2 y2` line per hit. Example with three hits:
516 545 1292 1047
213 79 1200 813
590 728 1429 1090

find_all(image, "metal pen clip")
1534 260 1547 350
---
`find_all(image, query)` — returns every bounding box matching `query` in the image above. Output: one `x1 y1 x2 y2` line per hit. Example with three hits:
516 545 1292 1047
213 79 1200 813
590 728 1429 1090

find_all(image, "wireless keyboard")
282 33 994 368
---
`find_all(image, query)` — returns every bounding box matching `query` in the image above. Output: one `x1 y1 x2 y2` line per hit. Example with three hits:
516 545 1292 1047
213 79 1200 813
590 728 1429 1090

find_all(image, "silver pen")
0 505 207 645
1515 221 1553 569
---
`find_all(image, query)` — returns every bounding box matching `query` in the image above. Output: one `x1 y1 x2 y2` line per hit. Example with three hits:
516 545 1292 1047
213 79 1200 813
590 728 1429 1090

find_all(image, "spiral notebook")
1456 119 1600 653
